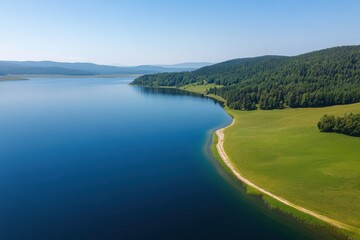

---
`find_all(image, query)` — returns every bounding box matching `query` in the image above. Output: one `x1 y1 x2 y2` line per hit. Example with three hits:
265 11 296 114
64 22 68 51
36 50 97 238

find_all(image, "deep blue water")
0 77 341 240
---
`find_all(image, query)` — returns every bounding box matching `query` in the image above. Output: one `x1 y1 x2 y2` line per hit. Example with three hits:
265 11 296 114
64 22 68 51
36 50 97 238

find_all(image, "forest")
318 113 360 137
132 46 360 110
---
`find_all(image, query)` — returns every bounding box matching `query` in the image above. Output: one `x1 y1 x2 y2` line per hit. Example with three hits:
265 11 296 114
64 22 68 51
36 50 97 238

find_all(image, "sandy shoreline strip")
215 118 359 235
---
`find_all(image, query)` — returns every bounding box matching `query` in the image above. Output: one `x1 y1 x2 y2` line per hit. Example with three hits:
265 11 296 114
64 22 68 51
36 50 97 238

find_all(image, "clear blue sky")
1 0 359 65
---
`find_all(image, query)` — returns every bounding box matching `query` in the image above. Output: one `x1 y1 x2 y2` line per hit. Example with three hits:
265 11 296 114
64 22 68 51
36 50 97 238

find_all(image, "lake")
0 77 340 239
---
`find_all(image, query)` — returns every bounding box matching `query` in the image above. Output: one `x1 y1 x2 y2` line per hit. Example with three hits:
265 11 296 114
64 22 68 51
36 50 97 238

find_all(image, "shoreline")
215 116 360 238
0 73 142 81
132 84 360 239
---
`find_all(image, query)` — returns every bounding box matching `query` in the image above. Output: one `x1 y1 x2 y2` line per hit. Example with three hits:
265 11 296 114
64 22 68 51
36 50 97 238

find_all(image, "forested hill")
131 46 360 110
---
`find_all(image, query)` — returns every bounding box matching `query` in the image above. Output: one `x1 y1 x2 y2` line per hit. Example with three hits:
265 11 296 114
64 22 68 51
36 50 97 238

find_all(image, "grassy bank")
179 84 360 239
178 83 226 103
223 104 360 239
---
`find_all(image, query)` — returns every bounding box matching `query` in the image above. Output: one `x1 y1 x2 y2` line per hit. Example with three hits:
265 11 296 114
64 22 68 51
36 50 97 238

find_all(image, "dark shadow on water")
132 86 225 106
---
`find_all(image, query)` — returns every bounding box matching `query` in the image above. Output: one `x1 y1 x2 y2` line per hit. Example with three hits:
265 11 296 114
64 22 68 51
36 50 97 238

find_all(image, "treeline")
208 82 360 110
132 46 360 110
318 113 360 137
131 56 287 87
130 71 198 87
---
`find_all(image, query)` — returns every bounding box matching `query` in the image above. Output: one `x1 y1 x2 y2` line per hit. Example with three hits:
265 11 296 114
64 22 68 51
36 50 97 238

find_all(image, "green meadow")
171 83 360 237
179 83 217 93
224 103 360 231
179 83 226 103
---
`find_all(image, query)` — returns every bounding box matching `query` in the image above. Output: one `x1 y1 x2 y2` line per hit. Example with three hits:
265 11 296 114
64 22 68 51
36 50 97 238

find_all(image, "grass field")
179 83 226 103
164 83 360 237
223 103 360 234
179 83 217 93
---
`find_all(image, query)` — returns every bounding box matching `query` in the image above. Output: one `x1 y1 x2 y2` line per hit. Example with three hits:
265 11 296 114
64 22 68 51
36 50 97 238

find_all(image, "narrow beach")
215 118 360 236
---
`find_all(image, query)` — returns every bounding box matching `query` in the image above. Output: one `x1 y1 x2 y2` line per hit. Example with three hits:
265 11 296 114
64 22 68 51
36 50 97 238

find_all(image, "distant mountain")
0 61 207 76
159 62 213 69
0 61 94 75
132 45 360 110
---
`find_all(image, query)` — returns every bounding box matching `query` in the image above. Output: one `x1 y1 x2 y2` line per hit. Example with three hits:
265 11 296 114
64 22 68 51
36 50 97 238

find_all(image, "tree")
318 115 336 132
318 113 360 137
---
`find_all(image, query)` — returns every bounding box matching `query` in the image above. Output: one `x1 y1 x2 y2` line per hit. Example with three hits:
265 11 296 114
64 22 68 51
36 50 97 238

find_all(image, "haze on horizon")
1 0 360 66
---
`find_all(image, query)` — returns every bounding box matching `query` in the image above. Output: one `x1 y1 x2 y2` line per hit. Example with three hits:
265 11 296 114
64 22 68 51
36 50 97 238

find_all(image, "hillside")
132 46 360 110
159 62 213 69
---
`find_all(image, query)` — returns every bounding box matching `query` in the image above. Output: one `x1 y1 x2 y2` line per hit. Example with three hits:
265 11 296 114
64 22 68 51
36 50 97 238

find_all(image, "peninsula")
131 45 360 239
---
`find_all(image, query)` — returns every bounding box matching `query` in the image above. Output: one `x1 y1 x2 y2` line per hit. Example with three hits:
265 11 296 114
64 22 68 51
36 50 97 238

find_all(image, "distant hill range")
158 62 212 69
132 45 360 110
0 61 211 76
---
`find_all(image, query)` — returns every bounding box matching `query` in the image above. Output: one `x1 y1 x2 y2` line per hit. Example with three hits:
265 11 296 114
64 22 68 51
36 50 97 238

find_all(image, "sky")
0 0 360 66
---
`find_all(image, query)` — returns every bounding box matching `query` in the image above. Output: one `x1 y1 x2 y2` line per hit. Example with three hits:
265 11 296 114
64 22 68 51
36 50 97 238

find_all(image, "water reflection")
132 86 224 106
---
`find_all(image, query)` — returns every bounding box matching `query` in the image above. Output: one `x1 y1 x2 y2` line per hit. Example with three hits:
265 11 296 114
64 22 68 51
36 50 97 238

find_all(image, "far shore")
0 76 29 81
0 73 143 81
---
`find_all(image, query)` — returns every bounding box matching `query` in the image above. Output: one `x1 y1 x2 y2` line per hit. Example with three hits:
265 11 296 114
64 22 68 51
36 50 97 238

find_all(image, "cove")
0 77 340 239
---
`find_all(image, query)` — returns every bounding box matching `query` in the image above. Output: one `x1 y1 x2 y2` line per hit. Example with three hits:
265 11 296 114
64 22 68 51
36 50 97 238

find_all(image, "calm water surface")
0 77 341 239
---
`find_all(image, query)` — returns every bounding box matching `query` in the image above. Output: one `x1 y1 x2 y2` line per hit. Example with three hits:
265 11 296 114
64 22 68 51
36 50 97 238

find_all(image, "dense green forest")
132 46 360 110
318 113 360 137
